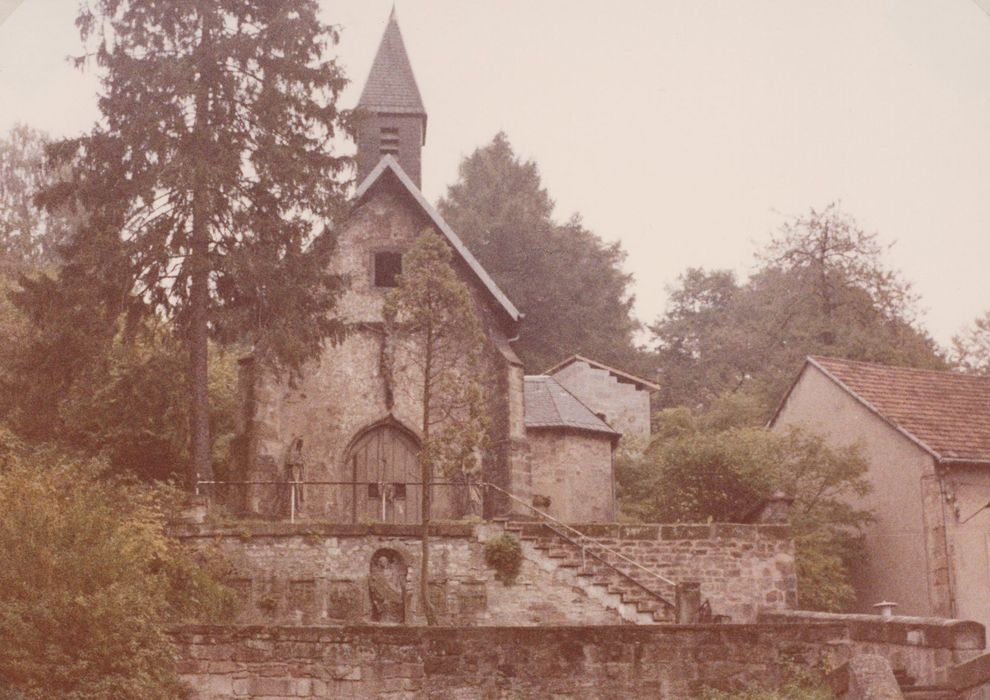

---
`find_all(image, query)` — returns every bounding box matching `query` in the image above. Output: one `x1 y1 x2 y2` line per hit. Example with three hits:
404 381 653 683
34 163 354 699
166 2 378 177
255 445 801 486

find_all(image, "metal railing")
195 477 675 612
196 479 477 524
478 481 676 610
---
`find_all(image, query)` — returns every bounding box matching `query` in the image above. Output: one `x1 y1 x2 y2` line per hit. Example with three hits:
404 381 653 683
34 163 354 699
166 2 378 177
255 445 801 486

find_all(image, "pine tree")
35 0 352 487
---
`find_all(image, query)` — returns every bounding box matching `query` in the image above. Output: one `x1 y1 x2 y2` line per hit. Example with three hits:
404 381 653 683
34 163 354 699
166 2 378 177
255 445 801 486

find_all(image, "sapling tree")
384 232 489 625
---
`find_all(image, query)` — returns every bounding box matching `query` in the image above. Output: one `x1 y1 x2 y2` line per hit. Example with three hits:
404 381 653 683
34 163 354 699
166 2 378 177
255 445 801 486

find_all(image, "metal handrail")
479 481 676 601
195 477 677 605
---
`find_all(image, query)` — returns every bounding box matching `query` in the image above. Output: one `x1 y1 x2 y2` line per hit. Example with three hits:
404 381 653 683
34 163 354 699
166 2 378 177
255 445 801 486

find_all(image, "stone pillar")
827 654 904 699
675 582 702 624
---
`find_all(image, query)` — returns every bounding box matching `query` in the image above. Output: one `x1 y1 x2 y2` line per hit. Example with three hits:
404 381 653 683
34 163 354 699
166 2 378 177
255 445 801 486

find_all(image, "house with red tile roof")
771 356 990 628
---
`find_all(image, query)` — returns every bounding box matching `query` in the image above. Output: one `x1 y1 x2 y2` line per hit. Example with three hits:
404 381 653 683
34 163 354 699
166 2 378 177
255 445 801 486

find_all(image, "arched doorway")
346 420 421 524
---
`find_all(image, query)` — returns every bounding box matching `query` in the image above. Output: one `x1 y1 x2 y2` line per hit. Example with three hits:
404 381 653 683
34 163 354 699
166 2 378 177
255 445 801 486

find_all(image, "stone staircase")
502 520 677 624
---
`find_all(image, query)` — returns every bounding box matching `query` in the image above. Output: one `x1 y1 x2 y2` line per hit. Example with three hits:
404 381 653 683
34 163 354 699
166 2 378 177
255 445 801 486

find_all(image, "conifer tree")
36 0 352 487
438 133 642 373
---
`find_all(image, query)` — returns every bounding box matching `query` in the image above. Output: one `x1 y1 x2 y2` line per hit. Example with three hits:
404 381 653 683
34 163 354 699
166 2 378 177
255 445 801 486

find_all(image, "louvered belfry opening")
355 8 428 188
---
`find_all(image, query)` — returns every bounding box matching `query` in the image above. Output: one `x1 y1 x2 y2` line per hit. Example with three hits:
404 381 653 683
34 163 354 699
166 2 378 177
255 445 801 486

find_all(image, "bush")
484 534 523 585
617 396 872 612
0 431 234 699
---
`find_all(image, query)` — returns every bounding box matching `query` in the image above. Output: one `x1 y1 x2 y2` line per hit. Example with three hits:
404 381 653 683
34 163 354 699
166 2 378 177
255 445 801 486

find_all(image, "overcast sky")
1 0 988 348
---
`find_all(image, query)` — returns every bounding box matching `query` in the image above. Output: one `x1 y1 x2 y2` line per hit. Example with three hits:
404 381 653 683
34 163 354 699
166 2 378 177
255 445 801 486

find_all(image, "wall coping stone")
169 520 791 541
168 521 477 539
949 652 990 691
760 610 986 650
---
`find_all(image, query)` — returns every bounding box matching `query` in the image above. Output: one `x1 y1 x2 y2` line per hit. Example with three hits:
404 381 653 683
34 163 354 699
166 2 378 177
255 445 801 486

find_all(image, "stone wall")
174 616 985 699
551 359 652 436
527 430 615 522
172 519 794 626
175 522 620 627
236 187 528 521
562 522 796 623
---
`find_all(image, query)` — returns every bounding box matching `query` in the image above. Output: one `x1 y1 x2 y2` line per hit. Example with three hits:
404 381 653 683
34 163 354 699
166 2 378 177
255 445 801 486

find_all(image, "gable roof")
773 356 990 465
546 354 660 392
357 8 427 137
524 375 620 439
354 155 522 327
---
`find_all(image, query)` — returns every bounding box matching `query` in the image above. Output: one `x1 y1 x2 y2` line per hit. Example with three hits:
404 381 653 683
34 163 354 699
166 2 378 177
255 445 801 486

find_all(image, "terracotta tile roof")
524 375 620 439
545 354 660 392
805 356 990 464
357 9 426 119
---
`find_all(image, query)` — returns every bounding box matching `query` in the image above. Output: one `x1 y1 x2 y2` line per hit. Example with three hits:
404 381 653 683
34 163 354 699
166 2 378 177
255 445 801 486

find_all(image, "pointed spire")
357 9 426 122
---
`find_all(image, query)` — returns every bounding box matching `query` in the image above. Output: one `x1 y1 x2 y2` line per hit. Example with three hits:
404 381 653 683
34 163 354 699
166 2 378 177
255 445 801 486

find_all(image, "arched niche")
368 548 407 623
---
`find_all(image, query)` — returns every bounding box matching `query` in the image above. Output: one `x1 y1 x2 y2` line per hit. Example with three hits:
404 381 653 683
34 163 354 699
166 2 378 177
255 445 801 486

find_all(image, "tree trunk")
188 12 214 491
420 324 436 625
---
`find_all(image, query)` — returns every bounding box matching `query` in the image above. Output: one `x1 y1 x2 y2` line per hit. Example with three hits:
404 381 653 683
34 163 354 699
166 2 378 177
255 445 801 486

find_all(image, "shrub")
484 534 523 585
0 431 234 699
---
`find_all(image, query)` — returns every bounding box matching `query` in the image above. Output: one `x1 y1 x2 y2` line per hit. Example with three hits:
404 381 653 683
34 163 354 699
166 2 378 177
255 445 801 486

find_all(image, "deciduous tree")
952 310 990 375
384 232 489 625
652 203 945 413
0 125 72 269
616 394 872 612
0 431 233 699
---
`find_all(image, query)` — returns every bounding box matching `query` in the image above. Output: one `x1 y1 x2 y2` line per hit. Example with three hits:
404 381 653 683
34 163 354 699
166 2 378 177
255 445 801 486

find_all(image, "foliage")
384 232 491 624
437 132 644 373
38 0 352 485
484 534 523 585
952 309 990 375
0 431 234 700
698 665 834 700
651 203 946 414
0 125 72 268
616 395 871 611
0 271 240 481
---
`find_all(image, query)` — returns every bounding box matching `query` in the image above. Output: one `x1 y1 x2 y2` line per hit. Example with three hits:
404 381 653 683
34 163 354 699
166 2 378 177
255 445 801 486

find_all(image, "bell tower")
355 8 427 188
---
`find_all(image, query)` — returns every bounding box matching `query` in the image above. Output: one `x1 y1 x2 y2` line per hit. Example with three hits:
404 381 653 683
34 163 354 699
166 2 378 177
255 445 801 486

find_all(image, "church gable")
348 156 522 333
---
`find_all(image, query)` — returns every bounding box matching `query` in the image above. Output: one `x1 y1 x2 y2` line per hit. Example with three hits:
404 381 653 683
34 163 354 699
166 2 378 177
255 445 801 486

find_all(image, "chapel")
234 10 654 525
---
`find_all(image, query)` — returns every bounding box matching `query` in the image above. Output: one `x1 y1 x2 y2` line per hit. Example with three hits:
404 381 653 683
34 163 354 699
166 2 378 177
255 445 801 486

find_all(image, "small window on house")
392 483 406 499
368 483 380 498
374 251 403 288
380 126 400 157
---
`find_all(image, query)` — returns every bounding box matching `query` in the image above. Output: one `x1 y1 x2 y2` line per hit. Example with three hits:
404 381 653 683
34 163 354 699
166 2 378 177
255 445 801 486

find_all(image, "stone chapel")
234 10 655 525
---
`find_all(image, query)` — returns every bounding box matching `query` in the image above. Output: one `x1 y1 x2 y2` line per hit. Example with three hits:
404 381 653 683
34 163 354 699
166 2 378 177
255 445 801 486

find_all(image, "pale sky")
1 1 988 348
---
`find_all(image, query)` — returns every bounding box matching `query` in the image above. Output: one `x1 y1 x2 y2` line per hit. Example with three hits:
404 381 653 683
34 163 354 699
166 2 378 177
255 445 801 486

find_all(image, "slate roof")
357 9 427 129
546 354 660 392
354 155 522 326
524 375 621 439
778 356 990 465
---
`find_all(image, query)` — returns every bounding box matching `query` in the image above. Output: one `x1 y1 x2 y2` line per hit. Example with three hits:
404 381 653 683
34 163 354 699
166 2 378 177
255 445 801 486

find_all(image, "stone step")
901 687 958 700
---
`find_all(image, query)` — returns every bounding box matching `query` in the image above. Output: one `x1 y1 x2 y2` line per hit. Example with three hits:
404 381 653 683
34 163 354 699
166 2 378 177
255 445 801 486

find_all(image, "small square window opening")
374 251 403 288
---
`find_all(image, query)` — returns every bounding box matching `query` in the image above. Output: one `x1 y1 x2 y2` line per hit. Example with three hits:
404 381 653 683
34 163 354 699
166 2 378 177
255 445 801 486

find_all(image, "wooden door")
348 423 421 524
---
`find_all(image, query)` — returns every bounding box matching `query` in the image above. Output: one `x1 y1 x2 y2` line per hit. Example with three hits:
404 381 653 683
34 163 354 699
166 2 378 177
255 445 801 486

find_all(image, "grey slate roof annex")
357 8 427 136
354 155 522 326
524 375 620 439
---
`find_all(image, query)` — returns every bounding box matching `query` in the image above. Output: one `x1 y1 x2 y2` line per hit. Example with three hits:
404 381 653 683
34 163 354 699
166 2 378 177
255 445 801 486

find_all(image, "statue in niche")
369 549 406 623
